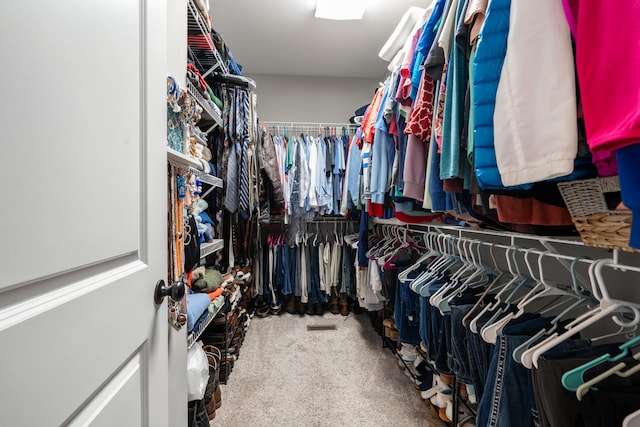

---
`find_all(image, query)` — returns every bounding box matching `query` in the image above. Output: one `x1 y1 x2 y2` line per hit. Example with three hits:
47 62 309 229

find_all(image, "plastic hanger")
576 351 640 401
462 244 505 327
399 232 437 284
562 335 640 391
439 240 498 313
429 238 474 308
481 251 578 344
434 238 491 312
379 227 422 268
623 409 640 427
410 234 449 294
431 239 475 305
513 257 594 363
524 258 640 369
469 246 529 334
415 235 461 297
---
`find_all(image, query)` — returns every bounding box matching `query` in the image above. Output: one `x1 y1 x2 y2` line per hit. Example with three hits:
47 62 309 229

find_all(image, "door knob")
154 279 186 305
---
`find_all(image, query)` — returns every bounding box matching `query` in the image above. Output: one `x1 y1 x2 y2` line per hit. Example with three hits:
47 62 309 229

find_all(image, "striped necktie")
224 143 239 213
238 89 250 214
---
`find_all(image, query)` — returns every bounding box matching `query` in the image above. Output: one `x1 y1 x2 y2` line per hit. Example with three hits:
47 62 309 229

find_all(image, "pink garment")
402 134 428 201
575 1 640 153
396 28 422 105
560 0 578 37
592 150 618 177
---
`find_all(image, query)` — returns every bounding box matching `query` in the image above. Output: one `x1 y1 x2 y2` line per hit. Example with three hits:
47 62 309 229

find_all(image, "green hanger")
562 332 640 391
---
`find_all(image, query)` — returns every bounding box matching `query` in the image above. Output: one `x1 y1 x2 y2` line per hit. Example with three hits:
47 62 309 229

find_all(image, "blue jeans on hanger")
357 210 368 267
424 282 446 362
341 244 353 296
420 296 431 354
274 245 285 305
308 245 325 304
396 278 421 345
282 245 293 295
450 304 475 384
476 316 590 427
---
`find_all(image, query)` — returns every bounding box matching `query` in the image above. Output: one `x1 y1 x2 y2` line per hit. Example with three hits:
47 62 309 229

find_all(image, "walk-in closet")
2 1 640 427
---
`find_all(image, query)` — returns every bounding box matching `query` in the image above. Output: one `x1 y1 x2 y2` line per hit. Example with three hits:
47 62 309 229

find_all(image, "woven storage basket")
557 176 637 252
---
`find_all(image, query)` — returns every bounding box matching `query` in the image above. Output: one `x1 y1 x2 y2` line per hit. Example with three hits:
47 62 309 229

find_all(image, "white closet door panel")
0 0 142 289
0 1 171 426
67 353 143 427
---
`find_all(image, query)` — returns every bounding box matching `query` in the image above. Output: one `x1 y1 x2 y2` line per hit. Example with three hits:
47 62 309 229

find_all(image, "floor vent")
307 324 337 331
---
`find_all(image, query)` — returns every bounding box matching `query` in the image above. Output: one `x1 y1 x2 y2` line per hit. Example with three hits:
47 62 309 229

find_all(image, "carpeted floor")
211 312 444 427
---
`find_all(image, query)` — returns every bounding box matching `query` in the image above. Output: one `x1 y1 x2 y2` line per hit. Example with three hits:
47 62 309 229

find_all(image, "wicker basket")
557 176 637 252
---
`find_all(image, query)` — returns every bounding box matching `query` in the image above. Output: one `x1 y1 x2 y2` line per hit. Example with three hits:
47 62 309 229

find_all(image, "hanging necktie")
238 89 250 214
223 87 232 148
224 143 239 213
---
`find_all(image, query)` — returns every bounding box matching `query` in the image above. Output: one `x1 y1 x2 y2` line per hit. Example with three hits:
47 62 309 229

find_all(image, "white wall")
246 73 379 123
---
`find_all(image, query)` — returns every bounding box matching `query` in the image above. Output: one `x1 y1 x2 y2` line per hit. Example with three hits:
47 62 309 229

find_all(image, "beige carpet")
211 312 444 427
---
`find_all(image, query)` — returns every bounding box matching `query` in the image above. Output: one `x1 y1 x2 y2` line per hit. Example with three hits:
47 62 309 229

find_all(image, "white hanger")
415 235 461 297
576 351 640 401
378 226 421 267
469 246 530 334
523 258 640 369
513 257 594 363
429 238 474 308
624 409 640 427
461 243 504 326
409 234 449 294
399 232 437 284
481 251 578 344
439 239 498 314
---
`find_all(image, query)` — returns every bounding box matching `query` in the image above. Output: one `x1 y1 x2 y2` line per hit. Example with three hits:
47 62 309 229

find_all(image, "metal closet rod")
305 217 358 222
266 121 358 127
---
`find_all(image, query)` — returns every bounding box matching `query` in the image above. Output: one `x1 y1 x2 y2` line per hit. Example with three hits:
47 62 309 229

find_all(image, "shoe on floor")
398 344 417 363
305 301 315 316
329 294 339 315
285 294 296 314
295 297 305 315
339 293 350 316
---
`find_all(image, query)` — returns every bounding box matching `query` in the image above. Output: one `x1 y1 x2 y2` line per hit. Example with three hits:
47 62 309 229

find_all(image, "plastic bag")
187 342 209 401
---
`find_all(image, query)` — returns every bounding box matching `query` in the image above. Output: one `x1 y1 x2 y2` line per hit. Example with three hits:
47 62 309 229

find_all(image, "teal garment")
467 46 476 164
440 0 468 180
464 45 477 190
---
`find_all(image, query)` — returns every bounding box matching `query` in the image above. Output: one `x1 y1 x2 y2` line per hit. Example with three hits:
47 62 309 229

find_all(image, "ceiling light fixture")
315 0 366 21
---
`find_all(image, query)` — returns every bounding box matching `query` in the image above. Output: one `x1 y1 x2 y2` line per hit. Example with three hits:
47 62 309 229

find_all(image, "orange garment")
362 88 385 144
208 286 224 301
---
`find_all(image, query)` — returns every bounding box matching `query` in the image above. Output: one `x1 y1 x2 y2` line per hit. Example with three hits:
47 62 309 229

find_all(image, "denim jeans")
450 304 475 384
476 316 590 427
420 296 431 353
282 245 293 295
341 244 354 296
308 245 321 304
420 282 445 363
274 245 284 304
465 309 498 401
395 278 421 345
466 307 535 405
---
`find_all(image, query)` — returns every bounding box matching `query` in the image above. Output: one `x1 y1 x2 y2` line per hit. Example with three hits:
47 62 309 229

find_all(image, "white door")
0 1 172 426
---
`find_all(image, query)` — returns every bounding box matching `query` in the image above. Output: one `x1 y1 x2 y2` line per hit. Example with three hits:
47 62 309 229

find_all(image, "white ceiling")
208 0 428 80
